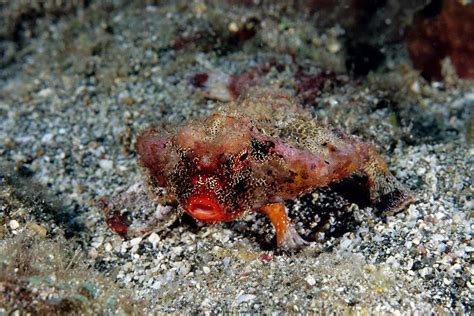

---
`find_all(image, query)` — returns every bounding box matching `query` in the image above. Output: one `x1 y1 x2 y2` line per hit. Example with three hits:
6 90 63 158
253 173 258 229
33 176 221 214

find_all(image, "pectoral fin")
259 203 308 249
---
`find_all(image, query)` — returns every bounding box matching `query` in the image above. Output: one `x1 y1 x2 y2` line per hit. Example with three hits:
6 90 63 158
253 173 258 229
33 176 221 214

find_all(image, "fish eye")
229 150 249 173
238 151 249 161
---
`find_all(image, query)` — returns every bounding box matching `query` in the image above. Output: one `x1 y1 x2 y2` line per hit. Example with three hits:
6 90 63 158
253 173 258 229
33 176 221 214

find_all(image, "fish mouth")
185 194 245 223
185 195 224 222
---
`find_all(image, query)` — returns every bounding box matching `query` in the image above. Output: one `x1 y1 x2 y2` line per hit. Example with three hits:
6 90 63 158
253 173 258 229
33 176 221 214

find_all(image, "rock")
236 294 256 304
130 237 143 247
148 233 160 248
9 220 20 230
99 159 114 170
305 275 316 286
38 88 54 97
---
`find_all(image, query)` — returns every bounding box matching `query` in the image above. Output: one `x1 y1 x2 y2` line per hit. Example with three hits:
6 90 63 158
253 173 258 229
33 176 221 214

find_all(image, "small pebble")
9 220 20 230
91 236 104 248
104 243 112 252
410 81 421 94
236 294 256 304
88 248 98 259
339 238 352 250
41 133 54 143
416 167 426 176
228 22 239 32
130 237 143 247
305 275 316 286
223 257 231 268
148 233 160 248
38 88 53 97
99 159 114 170
327 40 341 53
432 234 445 242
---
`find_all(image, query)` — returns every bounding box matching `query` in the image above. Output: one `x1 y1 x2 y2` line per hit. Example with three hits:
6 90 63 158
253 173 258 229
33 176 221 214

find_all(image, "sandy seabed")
0 1 472 314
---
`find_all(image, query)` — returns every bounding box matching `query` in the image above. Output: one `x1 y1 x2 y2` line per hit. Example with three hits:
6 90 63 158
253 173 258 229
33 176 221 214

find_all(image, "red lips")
186 195 223 222
185 175 243 223
185 190 243 223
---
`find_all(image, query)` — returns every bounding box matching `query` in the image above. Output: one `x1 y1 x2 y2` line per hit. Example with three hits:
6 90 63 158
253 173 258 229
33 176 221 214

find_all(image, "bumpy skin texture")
131 90 413 249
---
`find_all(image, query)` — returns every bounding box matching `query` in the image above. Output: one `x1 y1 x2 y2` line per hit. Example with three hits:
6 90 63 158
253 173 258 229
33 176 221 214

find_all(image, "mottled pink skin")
272 140 366 185
135 131 172 187
250 134 369 200
124 91 413 249
135 114 373 223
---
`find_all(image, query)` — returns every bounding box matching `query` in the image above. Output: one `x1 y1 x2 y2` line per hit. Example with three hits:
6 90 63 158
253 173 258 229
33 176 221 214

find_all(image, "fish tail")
362 146 414 214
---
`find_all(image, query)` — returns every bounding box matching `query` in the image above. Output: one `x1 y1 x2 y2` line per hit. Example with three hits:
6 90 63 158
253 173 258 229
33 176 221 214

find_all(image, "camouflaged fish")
104 90 413 249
